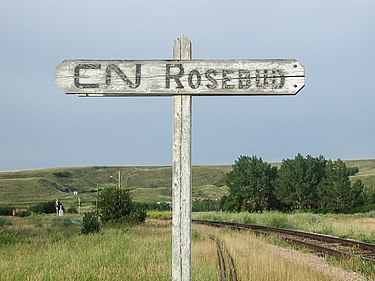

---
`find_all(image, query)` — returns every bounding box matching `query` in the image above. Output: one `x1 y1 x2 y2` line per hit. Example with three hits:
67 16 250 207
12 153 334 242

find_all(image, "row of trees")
223 154 374 214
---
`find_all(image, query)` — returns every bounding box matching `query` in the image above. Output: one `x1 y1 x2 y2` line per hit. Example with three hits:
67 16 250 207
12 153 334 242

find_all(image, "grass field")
2 215 370 280
1 160 374 280
1 159 374 209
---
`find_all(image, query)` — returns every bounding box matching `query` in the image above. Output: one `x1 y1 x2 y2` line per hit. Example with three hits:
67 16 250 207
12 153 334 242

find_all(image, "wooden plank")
55 59 304 96
172 35 192 281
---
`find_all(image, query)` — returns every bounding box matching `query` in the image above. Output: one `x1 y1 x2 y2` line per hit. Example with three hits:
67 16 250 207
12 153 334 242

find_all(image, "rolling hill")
0 159 374 209
0 165 231 208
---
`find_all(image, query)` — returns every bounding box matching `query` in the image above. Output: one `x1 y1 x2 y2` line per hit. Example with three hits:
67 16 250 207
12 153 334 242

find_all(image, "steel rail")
193 220 375 262
211 237 238 281
211 238 226 281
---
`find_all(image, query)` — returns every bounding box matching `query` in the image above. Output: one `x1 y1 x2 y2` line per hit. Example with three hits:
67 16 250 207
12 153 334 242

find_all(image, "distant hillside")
0 159 374 209
0 165 231 208
345 159 375 191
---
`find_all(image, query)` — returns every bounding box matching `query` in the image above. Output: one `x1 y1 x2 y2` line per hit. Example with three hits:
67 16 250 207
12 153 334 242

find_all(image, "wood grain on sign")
55 60 305 96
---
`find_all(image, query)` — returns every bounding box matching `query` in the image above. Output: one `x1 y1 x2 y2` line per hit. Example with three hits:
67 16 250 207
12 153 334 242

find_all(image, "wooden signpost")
55 61 304 96
55 36 305 281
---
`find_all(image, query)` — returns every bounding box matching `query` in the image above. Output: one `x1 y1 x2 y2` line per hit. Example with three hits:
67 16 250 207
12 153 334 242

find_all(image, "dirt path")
269 244 368 281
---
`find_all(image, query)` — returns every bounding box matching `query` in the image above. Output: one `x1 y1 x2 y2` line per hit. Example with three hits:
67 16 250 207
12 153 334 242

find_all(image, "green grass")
192 184 228 199
3 215 370 280
0 177 64 206
0 218 171 280
131 187 172 203
0 216 222 280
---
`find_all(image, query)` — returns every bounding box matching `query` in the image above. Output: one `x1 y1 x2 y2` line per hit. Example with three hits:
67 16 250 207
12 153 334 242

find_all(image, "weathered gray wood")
55 35 305 281
55 59 304 96
172 35 192 281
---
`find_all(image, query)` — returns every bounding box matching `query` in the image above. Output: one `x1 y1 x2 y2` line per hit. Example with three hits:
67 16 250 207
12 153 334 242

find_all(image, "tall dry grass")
1 215 370 280
193 224 342 281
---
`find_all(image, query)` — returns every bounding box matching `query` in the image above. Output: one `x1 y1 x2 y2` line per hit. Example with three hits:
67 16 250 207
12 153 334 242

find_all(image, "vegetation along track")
194 220 375 262
211 237 238 281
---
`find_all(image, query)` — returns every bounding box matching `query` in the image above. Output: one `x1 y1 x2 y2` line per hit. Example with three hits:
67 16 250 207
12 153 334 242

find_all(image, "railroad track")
211 237 238 281
193 220 375 262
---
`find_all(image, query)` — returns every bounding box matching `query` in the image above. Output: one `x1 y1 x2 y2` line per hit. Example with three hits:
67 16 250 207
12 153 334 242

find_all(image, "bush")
347 166 359 176
81 212 100 234
0 206 15 216
53 171 73 178
16 210 31 217
98 187 145 224
129 208 146 223
30 201 60 214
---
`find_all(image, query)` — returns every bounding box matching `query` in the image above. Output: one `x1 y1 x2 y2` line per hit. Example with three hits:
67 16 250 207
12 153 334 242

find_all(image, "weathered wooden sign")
55 35 305 281
55 60 304 96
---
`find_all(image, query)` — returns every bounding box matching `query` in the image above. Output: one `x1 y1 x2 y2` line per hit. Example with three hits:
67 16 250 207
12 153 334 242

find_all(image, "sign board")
55 60 304 96
55 35 305 281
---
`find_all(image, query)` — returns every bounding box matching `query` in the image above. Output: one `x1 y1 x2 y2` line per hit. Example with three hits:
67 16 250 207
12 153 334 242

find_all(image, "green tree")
225 156 277 212
275 154 327 211
317 159 364 213
362 186 375 212
98 187 145 223
98 187 132 223
219 195 227 211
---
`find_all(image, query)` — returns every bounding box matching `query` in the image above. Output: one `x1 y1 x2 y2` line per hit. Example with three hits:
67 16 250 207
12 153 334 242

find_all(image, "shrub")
0 206 15 216
133 205 147 222
30 201 60 214
347 166 359 176
98 187 145 224
53 171 73 178
81 212 100 234
127 208 146 223
98 187 133 223
16 210 31 217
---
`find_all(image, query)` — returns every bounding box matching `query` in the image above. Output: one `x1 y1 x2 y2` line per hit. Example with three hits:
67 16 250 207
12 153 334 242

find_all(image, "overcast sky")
1 0 374 171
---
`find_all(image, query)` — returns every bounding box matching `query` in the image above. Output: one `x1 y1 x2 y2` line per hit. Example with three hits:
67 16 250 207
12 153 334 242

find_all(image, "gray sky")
1 0 374 170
